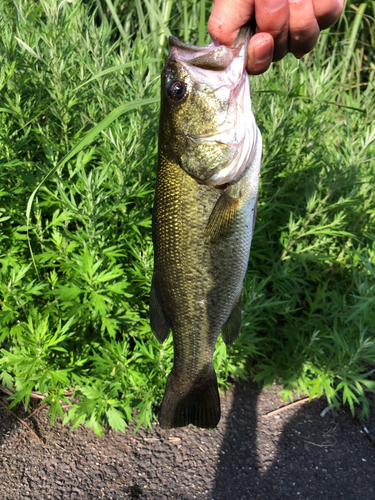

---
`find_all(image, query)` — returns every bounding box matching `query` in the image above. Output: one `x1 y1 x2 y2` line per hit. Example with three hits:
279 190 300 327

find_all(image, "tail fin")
159 365 220 429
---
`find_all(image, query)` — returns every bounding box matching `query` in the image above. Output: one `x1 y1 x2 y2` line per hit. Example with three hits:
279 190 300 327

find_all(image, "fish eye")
167 80 188 102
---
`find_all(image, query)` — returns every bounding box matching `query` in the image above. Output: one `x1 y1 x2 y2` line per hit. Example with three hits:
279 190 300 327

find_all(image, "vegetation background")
0 0 374 435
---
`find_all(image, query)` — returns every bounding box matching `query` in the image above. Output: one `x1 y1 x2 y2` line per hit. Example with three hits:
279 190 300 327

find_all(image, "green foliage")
0 0 374 434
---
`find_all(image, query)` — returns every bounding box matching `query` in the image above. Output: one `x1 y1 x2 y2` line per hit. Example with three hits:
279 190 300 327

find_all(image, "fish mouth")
168 26 250 82
169 23 254 55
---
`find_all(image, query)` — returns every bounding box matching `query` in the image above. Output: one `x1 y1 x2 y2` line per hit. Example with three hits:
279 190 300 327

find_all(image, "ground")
1 381 374 500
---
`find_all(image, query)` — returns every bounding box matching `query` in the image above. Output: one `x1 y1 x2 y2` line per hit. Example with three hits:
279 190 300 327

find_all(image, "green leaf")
106 406 127 432
101 317 119 338
52 286 84 301
0 371 13 389
46 399 64 427
80 386 102 400
7 382 34 411
0 107 17 115
107 281 131 294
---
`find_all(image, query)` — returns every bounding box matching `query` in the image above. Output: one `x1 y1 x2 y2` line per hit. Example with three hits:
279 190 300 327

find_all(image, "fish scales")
150 26 262 429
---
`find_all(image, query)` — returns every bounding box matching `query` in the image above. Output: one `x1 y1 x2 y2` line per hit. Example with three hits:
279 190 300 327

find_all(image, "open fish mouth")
168 28 249 96
168 24 250 70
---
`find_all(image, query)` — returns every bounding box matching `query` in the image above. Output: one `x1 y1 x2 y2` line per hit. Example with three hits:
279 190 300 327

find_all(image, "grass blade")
74 59 162 92
183 0 189 42
199 0 206 46
341 3 367 82
103 0 127 42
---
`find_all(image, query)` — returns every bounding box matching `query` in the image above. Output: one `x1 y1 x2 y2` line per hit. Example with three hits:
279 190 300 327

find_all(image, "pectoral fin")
149 276 170 343
221 291 242 346
204 184 242 244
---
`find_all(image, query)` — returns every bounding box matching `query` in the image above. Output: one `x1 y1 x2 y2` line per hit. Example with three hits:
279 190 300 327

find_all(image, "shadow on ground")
212 382 375 500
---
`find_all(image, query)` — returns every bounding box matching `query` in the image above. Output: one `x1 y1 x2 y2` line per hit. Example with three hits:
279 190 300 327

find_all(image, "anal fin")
149 276 170 343
221 291 242 346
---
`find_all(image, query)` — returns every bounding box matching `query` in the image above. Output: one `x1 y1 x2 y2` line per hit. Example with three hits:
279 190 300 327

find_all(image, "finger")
288 0 320 59
312 0 345 30
254 0 289 62
246 33 274 75
208 0 255 46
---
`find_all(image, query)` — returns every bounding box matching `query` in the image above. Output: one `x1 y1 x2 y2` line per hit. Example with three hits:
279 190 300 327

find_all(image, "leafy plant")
0 0 374 434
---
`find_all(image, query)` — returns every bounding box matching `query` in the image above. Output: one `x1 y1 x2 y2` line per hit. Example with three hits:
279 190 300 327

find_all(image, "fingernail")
262 0 285 13
256 40 273 64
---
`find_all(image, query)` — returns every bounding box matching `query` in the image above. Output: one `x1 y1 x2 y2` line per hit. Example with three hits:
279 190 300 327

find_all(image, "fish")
149 25 262 429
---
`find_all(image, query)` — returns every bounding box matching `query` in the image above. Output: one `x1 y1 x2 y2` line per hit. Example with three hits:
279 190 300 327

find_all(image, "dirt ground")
1 381 374 500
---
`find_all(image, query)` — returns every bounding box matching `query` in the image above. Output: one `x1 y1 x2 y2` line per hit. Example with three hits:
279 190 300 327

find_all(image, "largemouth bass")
150 26 262 429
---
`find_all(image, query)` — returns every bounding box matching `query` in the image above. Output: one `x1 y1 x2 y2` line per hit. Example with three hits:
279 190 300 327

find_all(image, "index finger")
255 0 289 61
208 0 255 46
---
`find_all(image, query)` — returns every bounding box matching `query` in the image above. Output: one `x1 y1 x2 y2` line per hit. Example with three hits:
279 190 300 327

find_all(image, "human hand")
208 0 345 75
